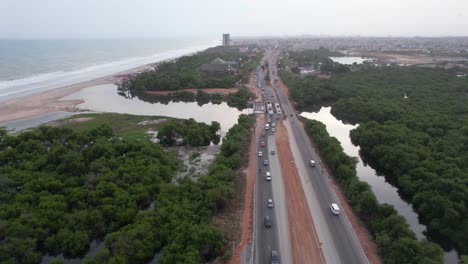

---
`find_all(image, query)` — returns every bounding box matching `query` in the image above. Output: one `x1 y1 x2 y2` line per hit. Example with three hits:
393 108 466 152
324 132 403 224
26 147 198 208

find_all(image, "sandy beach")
0 64 153 124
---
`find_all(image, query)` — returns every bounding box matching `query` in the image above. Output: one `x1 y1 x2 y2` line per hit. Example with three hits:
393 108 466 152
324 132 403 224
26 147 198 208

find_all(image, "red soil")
276 122 325 264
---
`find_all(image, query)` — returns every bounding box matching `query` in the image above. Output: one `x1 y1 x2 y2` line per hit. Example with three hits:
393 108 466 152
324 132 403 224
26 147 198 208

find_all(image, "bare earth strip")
276 122 325 264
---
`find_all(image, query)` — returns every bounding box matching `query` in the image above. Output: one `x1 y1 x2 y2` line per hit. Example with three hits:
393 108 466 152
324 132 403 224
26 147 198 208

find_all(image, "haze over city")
1 0 468 38
0 1 467 264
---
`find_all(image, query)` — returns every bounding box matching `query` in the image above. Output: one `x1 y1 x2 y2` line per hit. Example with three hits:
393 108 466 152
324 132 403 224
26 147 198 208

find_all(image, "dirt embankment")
146 88 239 95
276 122 325 264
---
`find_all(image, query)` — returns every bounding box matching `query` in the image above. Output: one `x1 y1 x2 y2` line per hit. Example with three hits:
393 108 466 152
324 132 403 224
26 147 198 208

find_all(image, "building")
223 33 231 47
198 57 238 73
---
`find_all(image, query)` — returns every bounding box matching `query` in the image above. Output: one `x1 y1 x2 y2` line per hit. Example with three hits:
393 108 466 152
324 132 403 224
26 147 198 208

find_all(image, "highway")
266 49 370 264
253 66 292 264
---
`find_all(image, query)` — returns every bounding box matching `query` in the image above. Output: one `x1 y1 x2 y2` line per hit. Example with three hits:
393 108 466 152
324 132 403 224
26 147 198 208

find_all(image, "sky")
1 0 467 38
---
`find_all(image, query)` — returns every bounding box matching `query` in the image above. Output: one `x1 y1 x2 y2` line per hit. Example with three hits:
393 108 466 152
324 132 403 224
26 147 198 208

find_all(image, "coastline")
0 63 152 124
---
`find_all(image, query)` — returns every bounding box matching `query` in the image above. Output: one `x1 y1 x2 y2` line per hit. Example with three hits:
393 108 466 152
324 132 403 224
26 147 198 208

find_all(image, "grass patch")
49 113 167 142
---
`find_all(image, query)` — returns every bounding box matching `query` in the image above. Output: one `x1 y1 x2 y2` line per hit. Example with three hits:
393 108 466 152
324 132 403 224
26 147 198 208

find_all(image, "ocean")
0 38 218 101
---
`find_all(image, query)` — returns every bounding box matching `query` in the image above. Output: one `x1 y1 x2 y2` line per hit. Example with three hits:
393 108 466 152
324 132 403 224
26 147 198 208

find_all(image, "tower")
223 33 230 47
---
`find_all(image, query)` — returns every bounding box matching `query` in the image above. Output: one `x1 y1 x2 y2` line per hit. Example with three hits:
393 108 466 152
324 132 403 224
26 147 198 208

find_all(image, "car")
272 123 276 127
261 141 265 147
271 251 279 264
268 118 271 123
309 160 316 167
271 149 275 155
330 203 340 215
272 127 275 132
263 159 269 166
262 131 266 137
267 199 274 208
258 151 263 157
265 172 271 181
264 216 272 228
290 113 293 116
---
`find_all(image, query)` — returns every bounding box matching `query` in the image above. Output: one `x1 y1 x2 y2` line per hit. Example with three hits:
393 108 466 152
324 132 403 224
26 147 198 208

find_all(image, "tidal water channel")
301 107 459 264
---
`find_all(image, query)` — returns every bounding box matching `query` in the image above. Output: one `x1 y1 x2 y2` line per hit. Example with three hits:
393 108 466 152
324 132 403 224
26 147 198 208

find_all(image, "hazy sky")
1 0 467 38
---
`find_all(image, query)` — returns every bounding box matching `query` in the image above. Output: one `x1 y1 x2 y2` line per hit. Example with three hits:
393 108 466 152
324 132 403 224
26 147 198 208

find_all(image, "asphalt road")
266 50 370 264
253 66 292 264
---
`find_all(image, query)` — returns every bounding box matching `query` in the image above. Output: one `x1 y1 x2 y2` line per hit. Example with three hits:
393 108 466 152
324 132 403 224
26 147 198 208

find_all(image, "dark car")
261 141 265 147
263 159 269 166
271 251 279 264
264 216 272 228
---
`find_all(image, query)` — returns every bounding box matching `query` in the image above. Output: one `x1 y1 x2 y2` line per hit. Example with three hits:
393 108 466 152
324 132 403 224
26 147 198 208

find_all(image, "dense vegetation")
0 114 255 263
119 46 262 92
304 120 443 263
157 118 221 146
281 62 468 255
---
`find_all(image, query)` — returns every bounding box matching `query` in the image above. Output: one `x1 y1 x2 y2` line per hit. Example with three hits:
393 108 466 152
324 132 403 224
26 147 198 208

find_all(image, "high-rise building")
222 33 230 46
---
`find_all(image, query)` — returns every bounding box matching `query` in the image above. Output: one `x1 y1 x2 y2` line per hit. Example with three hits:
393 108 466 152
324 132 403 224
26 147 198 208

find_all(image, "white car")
267 199 274 208
330 203 340 215
309 160 316 167
265 172 271 181
258 151 263 157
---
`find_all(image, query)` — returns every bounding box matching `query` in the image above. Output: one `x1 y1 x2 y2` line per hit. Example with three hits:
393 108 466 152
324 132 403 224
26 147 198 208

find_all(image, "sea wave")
0 41 217 100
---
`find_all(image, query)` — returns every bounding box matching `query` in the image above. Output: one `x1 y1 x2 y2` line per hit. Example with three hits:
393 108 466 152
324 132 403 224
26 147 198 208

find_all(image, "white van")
330 203 340 215
265 124 270 130
265 172 271 181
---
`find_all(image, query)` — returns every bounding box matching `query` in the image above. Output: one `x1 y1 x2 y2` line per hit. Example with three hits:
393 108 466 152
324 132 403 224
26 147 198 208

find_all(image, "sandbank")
0 64 153 124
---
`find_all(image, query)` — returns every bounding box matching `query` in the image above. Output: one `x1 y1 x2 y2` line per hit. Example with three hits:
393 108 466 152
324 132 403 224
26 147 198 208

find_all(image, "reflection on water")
301 107 459 264
62 84 251 135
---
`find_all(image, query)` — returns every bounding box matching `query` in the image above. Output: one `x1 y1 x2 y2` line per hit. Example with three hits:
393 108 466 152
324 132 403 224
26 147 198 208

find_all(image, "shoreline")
0 41 218 125
1 63 154 125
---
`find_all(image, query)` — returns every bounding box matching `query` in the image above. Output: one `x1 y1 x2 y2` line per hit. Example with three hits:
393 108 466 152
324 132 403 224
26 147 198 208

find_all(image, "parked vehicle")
265 124 270 130
271 149 275 155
